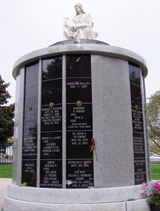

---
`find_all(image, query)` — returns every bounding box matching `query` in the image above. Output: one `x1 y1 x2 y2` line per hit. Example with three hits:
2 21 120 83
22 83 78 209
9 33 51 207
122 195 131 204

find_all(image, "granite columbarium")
4 3 151 211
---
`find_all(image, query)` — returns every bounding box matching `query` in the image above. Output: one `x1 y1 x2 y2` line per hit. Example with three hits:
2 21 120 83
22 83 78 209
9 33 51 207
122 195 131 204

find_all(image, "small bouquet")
140 181 160 205
19 182 27 187
90 138 98 161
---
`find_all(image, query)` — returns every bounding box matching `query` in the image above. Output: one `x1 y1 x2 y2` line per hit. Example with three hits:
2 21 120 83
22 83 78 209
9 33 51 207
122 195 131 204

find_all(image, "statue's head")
74 3 84 15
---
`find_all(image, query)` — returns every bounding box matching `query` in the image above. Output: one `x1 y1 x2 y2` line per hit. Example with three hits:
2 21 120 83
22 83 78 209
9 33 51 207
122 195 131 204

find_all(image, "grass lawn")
0 164 12 178
150 164 160 180
0 164 160 180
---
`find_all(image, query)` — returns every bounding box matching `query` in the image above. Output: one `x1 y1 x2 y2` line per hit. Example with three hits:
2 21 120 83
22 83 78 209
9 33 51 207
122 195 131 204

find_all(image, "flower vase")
151 204 160 211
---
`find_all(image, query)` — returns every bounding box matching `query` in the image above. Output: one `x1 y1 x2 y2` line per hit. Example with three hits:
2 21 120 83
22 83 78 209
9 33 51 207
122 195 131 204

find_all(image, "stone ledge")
4 194 151 211
7 182 143 204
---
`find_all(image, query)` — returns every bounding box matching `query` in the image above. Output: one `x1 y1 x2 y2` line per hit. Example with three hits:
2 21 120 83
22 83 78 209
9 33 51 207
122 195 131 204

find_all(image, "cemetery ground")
0 164 159 211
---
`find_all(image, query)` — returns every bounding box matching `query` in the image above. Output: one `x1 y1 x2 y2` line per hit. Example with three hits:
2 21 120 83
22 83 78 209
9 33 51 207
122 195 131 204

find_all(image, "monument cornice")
12 40 148 79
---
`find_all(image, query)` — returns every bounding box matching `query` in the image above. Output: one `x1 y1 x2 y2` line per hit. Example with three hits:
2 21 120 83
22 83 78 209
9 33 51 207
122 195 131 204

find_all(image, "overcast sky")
1 0 160 104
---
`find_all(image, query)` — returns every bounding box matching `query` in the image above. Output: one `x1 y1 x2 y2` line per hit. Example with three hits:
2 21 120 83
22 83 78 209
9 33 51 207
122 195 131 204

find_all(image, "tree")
0 75 14 150
147 90 160 151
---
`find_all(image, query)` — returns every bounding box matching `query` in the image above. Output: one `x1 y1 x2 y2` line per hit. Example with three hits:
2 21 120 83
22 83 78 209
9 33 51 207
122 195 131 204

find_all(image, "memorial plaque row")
40 58 63 188
129 62 146 185
66 55 93 189
22 63 39 186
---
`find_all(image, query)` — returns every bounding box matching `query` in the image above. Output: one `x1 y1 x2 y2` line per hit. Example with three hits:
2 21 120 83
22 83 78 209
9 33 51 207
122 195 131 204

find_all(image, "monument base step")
4 194 151 211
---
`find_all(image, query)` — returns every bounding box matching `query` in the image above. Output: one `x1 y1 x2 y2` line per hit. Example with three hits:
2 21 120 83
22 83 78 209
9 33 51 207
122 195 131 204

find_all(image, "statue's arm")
73 23 90 31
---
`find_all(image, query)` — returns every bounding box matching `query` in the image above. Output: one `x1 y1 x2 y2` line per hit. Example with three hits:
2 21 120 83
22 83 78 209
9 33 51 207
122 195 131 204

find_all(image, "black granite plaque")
132 110 143 132
22 133 37 159
134 158 146 185
25 62 39 86
66 55 91 77
67 131 93 159
66 160 93 188
66 78 92 103
24 83 38 109
67 104 92 130
42 79 62 105
41 132 62 159
129 62 140 86
23 107 37 134
42 56 62 81
133 133 145 157
40 160 62 188
41 106 62 131
130 84 142 110
22 160 37 187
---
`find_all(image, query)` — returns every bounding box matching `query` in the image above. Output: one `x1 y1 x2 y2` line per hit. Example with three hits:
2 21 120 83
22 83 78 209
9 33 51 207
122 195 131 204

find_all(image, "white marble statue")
63 3 98 40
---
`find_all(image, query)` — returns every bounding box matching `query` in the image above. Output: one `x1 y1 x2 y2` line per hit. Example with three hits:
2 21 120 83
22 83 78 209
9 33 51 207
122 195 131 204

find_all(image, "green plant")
141 181 160 205
19 182 27 187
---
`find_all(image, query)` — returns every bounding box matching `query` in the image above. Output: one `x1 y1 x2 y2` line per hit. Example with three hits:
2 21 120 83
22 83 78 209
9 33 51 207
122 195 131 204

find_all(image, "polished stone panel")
66 131 93 159
66 104 92 130
66 54 91 77
42 79 62 105
41 105 62 131
66 78 92 103
41 132 62 159
66 160 93 188
22 160 37 187
42 56 62 80
40 160 62 188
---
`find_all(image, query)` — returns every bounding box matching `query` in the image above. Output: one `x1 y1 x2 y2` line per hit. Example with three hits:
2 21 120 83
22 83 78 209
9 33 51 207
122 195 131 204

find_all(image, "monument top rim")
49 39 109 47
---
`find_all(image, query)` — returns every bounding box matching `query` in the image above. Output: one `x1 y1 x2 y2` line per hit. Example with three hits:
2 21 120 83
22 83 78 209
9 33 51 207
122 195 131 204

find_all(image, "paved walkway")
0 178 12 211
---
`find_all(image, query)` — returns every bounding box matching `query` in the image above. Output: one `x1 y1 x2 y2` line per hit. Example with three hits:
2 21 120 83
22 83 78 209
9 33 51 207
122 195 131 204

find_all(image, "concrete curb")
0 179 12 211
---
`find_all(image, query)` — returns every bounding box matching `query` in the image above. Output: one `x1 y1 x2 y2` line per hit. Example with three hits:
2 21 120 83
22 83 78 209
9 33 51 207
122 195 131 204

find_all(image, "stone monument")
4 3 151 211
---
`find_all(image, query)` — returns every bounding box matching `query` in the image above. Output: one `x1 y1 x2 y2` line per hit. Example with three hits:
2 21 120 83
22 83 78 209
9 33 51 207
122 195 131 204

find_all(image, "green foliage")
147 197 154 204
147 90 160 150
0 75 14 144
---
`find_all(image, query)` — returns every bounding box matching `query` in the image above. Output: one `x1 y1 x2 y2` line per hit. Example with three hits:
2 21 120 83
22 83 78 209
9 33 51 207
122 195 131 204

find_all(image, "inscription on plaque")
41 132 62 159
66 160 93 188
40 160 62 188
22 160 37 187
23 107 37 134
41 106 62 131
67 131 92 158
66 78 91 103
133 133 145 157
67 104 92 130
22 133 37 159
134 159 146 185
132 110 143 132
